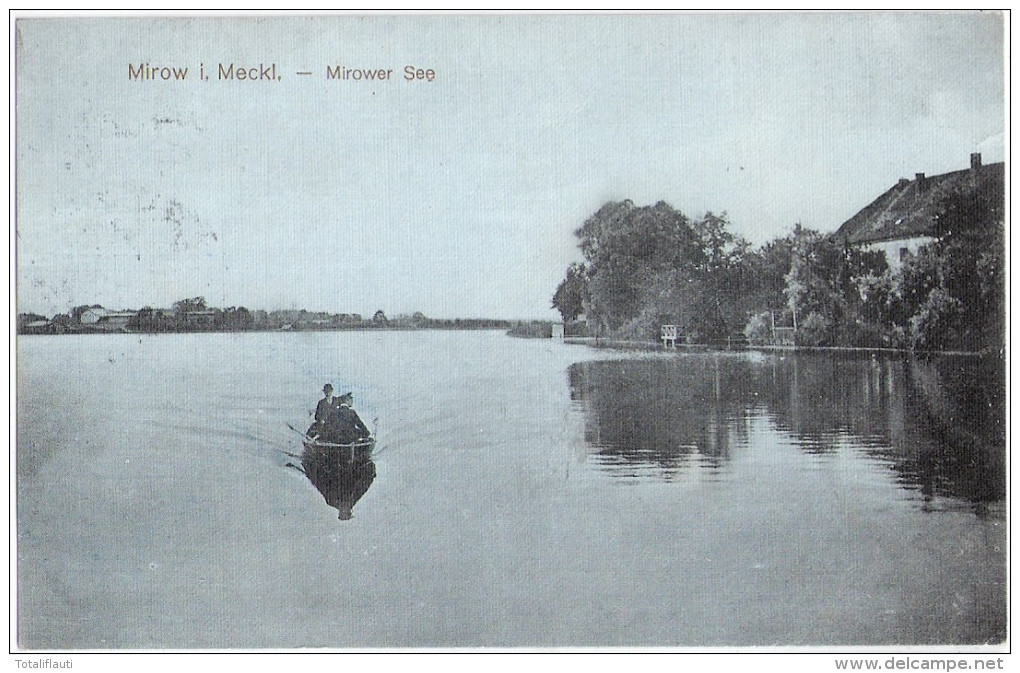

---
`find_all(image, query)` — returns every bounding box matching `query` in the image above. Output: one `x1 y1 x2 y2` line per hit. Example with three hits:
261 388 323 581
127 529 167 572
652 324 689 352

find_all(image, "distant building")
180 309 217 328
97 312 136 330
834 153 1004 269
80 307 136 330
79 307 107 324
20 319 62 335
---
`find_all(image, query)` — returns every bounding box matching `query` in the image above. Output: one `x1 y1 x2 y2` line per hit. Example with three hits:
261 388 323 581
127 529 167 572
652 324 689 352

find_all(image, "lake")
15 330 1006 648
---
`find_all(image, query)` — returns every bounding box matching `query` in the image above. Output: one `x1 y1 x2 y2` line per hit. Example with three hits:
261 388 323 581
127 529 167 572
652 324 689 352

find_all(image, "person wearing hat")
311 383 335 438
334 392 370 444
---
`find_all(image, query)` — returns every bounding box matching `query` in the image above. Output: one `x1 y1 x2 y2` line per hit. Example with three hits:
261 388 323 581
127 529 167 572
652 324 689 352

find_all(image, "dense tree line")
552 189 1004 353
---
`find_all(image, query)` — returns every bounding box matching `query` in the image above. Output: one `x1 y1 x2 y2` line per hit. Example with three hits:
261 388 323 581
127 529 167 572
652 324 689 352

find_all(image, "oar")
286 422 375 449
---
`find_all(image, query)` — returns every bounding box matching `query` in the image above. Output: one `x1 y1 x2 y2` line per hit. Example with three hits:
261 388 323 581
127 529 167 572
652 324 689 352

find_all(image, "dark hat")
323 383 334 392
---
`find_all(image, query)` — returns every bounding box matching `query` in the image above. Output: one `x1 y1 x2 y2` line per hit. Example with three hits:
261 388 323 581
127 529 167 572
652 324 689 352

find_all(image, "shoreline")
16 328 1001 359
563 336 1003 359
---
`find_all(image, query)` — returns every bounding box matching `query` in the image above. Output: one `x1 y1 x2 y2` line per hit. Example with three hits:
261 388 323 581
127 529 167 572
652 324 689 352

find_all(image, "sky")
14 12 1006 320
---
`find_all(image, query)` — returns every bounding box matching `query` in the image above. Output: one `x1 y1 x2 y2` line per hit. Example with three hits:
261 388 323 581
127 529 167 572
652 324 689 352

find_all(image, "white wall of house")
861 236 937 271
80 308 105 323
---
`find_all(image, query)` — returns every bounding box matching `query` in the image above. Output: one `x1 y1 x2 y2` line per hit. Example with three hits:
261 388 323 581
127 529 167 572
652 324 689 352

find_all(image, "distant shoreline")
16 324 531 336
16 302 539 336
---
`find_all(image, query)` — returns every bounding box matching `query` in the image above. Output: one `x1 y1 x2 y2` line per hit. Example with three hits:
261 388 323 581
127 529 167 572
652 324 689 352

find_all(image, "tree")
574 200 642 332
551 263 588 321
574 200 705 334
744 311 772 346
908 286 963 351
217 306 253 331
781 225 879 346
935 182 1004 351
17 313 47 329
687 212 755 341
372 310 389 325
172 296 207 313
896 183 1005 352
744 236 795 315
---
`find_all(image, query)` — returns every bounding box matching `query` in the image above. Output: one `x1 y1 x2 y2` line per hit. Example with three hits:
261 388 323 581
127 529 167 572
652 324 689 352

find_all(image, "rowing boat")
300 424 376 463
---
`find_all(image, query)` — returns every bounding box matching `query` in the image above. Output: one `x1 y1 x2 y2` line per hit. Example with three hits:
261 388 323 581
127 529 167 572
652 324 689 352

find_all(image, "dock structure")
661 324 678 348
771 310 797 346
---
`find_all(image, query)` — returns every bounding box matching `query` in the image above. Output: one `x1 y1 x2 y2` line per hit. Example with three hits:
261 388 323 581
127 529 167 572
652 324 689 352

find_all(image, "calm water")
16 331 1006 648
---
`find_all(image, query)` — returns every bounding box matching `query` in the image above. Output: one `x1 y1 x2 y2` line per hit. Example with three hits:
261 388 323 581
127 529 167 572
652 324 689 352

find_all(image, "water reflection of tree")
569 353 1004 503
568 356 756 476
766 353 1005 503
893 356 1005 502
769 354 893 452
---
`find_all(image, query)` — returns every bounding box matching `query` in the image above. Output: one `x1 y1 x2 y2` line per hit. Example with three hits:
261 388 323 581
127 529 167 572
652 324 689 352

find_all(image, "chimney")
971 152 982 170
915 173 927 193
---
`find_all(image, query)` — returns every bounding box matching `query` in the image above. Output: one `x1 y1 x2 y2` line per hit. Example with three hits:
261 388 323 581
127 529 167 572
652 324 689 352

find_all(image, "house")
20 320 62 335
180 309 217 328
80 307 136 330
833 153 1004 269
96 311 136 331
79 307 107 324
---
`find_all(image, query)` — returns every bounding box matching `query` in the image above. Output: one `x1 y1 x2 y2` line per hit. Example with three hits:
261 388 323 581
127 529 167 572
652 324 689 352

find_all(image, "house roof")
834 160 1004 245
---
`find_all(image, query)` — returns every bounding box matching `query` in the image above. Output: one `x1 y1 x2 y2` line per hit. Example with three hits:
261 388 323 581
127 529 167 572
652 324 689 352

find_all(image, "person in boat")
333 392 370 444
310 383 335 438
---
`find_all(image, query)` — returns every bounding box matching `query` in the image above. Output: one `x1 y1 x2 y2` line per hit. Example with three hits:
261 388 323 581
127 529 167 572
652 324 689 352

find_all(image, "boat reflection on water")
300 444 377 520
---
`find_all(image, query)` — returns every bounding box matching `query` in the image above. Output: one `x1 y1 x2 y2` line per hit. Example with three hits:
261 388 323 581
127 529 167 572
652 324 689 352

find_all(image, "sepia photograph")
11 10 1007 662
